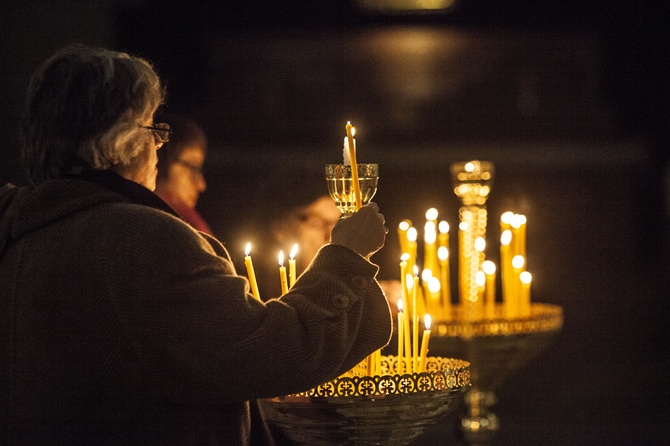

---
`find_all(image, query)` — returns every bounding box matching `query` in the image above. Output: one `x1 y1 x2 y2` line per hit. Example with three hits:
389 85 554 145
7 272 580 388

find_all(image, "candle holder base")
430 303 563 444
260 356 470 445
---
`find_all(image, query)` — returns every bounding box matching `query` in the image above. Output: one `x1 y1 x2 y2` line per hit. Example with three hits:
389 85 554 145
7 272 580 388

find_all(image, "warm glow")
500 211 514 225
476 270 486 287
289 243 298 259
401 253 410 262
424 314 432 330
278 250 285 266
245 242 251 256
406 274 415 289
520 271 532 284
422 268 433 282
474 237 486 252
424 225 436 243
459 221 469 231
407 227 418 242
398 298 404 312
482 260 496 275
399 220 410 231
425 208 439 221
501 229 512 246
428 276 441 294
413 265 419 276
465 162 475 172
512 255 525 269
438 246 449 261
438 220 449 234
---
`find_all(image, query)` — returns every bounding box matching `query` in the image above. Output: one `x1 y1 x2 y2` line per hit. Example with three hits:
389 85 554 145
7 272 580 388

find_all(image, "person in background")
154 112 213 235
0 44 391 445
245 168 342 300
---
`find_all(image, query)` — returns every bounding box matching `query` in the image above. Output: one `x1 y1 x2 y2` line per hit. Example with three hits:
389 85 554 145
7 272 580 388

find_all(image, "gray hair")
21 44 166 185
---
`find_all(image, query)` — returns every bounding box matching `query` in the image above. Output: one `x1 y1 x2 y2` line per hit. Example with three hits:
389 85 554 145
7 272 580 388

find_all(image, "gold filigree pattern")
291 356 470 398
434 303 563 337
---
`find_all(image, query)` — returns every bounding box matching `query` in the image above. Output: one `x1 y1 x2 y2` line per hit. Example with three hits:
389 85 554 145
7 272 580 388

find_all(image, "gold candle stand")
260 355 470 445
430 303 563 444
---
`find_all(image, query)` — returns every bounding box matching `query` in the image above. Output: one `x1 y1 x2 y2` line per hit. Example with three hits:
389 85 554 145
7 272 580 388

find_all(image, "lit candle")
278 251 288 295
419 314 432 373
427 276 441 321
406 226 418 282
475 270 486 320
510 254 525 318
458 221 468 305
438 220 450 250
438 246 451 320
482 260 497 318
244 243 261 301
511 213 527 261
519 271 532 317
289 243 298 288
345 122 362 210
403 273 412 368
412 266 419 373
500 230 512 316
400 253 409 306
397 299 405 374
500 211 514 235
424 220 437 276
398 220 412 258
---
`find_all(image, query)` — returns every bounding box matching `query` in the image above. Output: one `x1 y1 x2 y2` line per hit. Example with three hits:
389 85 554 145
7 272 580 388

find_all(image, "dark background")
1 1 669 444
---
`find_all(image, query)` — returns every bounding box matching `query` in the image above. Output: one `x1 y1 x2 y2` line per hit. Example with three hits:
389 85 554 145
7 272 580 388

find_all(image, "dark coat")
0 172 392 445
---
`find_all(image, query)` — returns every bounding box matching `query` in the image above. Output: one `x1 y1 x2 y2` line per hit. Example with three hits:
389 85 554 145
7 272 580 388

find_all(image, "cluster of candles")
243 242 299 301
397 208 532 322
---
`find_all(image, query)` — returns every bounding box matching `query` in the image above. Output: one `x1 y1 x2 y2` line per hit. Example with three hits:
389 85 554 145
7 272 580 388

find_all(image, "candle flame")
459 221 469 231
407 227 418 242
476 270 486 287
424 314 432 330
512 255 525 269
245 242 251 256
428 277 441 294
520 271 532 284
422 268 433 281
474 237 486 252
278 250 285 266
438 220 449 234
500 211 514 225
425 208 438 221
413 265 419 276
406 274 414 289
289 243 298 259
465 162 475 172
398 220 410 231
510 213 525 229
501 229 512 246
398 298 404 312
437 246 448 261
482 260 496 275
401 253 410 261
424 226 436 243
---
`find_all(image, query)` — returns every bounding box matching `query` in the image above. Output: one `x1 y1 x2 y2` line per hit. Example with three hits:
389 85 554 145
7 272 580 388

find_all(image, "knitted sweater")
0 172 392 445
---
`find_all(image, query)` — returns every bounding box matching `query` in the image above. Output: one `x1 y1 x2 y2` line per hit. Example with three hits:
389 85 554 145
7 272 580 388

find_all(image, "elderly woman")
0 45 391 445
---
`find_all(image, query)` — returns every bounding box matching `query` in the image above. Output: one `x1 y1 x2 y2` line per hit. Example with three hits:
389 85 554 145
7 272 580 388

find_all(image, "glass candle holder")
325 163 379 218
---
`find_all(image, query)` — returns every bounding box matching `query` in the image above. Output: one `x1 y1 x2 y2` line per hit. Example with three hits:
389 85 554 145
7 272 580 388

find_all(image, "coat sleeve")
101 205 393 404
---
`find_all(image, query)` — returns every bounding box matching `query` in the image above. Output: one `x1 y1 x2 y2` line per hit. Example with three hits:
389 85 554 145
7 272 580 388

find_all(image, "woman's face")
157 145 207 208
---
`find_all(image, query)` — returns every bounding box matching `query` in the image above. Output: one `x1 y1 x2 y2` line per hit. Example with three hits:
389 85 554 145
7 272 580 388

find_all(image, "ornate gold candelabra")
260 356 471 445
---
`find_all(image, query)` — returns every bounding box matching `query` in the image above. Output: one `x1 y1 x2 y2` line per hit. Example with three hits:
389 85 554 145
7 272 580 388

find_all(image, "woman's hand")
330 202 388 258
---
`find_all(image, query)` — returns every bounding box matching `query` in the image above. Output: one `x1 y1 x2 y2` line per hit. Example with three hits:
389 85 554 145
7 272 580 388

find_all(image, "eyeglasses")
140 123 173 144
175 159 204 179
